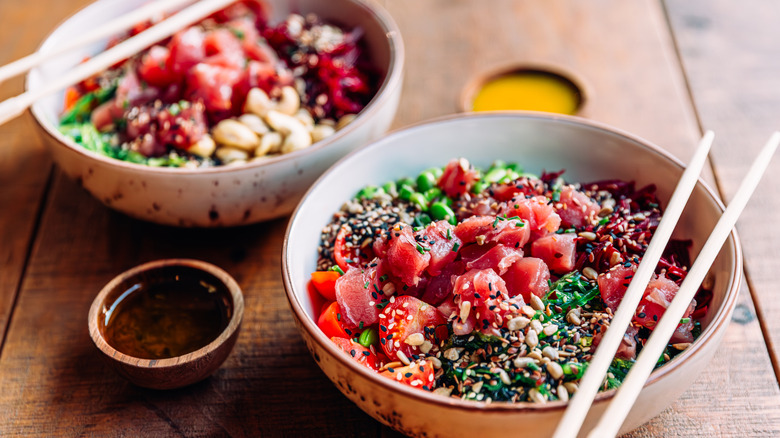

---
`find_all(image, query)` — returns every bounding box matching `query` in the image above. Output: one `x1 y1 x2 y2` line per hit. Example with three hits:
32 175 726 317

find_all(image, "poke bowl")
27 0 403 227
282 113 741 437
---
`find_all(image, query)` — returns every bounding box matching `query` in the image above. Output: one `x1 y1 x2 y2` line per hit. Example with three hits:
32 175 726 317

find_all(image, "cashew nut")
275 86 301 116
188 133 216 157
215 146 249 164
311 124 335 143
255 131 283 156
281 129 313 154
238 113 270 136
212 119 260 151
294 108 315 129
265 110 312 153
336 114 357 130
245 88 274 117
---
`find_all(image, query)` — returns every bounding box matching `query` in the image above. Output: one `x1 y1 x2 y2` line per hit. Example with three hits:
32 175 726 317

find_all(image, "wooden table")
1 0 779 436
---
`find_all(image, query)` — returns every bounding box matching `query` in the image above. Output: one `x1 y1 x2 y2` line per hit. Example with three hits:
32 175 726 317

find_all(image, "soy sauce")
103 273 232 360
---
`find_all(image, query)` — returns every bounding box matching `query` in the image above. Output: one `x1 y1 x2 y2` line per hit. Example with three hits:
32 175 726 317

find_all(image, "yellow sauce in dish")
471 71 581 115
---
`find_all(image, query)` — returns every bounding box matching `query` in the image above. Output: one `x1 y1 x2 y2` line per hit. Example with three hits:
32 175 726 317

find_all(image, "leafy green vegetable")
60 85 117 125
545 272 601 317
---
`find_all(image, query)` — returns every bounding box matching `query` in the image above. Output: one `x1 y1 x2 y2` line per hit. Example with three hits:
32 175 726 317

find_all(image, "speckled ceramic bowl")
27 0 403 227
282 113 741 437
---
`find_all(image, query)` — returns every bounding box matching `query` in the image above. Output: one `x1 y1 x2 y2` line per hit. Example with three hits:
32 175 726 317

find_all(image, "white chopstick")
552 130 715 438
0 0 196 85
0 0 237 127
587 131 780 438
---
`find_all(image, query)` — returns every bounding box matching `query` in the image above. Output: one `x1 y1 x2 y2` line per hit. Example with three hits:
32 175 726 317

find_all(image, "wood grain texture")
0 177 380 437
665 0 780 383
0 0 90 348
0 0 778 437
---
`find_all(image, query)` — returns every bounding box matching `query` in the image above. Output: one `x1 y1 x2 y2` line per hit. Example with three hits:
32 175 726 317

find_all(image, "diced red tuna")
454 215 531 248
531 233 578 274
168 27 206 75
598 268 695 337
420 261 465 306
501 257 550 302
437 296 474 335
555 185 601 228
592 323 639 360
490 177 545 202
464 244 524 275
382 224 430 287
334 265 382 328
419 221 462 276
451 269 523 336
438 158 479 198
635 275 695 331
498 195 561 238
597 264 637 310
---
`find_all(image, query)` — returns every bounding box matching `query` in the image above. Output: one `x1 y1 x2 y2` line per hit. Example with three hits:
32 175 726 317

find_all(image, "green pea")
484 167 507 183
399 185 415 201
383 181 398 197
429 167 444 180
430 201 457 225
358 328 378 347
356 185 378 200
397 177 414 188
424 187 443 203
414 213 432 228
416 171 437 192
506 163 523 173
490 160 507 170
472 179 491 194
409 192 429 211
505 169 521 182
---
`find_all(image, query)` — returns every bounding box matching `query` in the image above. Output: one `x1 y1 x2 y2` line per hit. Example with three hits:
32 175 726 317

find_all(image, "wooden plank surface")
665 0 780 380
0 0 84 348
0 0 778 437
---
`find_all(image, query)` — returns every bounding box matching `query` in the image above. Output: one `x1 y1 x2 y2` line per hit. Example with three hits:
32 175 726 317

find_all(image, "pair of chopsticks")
553 131 780 438
0 0 238 127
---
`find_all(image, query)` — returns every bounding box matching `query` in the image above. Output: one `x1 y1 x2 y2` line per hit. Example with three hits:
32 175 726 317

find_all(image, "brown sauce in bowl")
102 274 232 360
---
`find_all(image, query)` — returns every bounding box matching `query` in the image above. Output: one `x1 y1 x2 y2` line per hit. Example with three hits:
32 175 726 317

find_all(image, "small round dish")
459 62 592 116
88 259 244 389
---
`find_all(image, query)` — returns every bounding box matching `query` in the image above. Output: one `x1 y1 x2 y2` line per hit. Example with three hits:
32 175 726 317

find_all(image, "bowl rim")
26 0 405 176
282 111 743 412
87 258 244 369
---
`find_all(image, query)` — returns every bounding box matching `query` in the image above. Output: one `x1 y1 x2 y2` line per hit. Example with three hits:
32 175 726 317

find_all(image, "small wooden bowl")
459 62 593 116
88 259 244 389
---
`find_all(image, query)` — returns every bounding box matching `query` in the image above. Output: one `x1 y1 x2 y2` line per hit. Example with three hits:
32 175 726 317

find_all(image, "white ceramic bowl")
283 113 741 437
27 0 403 227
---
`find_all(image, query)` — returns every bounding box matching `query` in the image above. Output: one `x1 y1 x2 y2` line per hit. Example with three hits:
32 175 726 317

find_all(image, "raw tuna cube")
419 221 462 276
501 257 550 302
555 185 600 228
464 244 524 275
531 233 578 274
383 224 430 287
335 265 382 328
